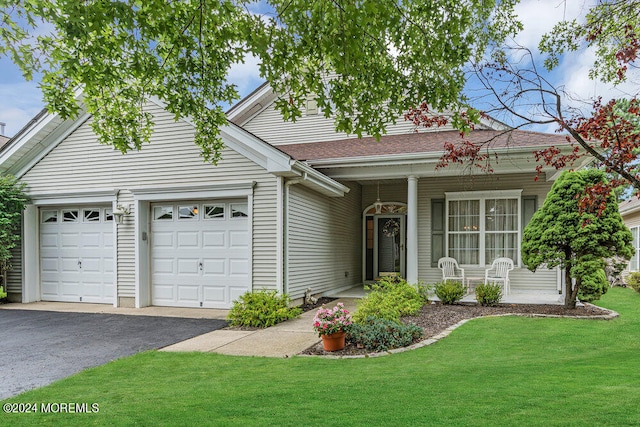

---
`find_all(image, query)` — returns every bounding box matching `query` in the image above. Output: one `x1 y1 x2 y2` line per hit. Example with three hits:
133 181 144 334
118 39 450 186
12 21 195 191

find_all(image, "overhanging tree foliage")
0 175 28 297
521 170 633 309
405 1 640 205
0 0 520 163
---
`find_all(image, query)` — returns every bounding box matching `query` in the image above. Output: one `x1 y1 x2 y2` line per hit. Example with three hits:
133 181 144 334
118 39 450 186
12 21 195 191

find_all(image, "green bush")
227 289 302 328
416 283 432 304
475 283 503 306
347 316 424 352
434 281 466 304
353 278 423 323
578 268 609 302
0 285 6 300
626 272 640 293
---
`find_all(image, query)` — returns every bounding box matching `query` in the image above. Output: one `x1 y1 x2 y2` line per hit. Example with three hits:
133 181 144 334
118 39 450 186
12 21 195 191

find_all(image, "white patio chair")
484 257 514 295
438 257 465 287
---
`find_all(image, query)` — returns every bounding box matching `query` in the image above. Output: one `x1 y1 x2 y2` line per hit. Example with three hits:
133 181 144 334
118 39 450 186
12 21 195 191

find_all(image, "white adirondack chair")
485 257 514 295
438 257 465 288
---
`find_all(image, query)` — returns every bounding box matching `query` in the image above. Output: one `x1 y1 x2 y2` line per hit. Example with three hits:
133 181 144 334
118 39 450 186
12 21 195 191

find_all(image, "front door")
374 215 405 279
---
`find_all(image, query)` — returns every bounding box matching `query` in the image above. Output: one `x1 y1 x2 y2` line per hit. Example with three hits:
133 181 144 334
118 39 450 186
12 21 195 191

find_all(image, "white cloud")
227 53 263 96
0 81 43 137
514 0 594 52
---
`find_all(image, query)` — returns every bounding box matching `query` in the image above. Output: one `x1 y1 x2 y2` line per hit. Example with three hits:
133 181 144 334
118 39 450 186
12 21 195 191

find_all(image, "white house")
0 84 582 308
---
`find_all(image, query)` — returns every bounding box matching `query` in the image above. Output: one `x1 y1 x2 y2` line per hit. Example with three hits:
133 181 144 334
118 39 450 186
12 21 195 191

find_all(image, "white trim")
22 205 39 303
445 190 523 200
276 176 284 294
226 82 273 123
291 161 350 197
445 190 523 267
131 182 256 201
112 200 119 307
29 189 119 205
15 112 92 179
406 176 418 283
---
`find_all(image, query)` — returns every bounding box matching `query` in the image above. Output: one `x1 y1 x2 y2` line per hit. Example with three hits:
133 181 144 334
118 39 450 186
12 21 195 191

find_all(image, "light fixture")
113 204 131 224
374 182 383 214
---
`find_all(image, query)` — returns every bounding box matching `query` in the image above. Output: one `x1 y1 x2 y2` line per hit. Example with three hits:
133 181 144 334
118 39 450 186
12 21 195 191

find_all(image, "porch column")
407 176 418 283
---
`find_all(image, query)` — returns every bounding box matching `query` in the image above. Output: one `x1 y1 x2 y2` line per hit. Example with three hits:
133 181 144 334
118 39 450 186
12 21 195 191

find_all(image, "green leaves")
522 170 634 305
0 175 29 274
1 0 521 162
540 1 640 83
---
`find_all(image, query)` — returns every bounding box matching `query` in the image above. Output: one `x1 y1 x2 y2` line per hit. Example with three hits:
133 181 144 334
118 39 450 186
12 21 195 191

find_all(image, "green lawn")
3 287 640 426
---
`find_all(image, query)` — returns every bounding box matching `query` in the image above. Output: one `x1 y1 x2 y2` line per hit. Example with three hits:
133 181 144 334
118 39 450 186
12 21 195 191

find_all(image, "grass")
3 287 640 426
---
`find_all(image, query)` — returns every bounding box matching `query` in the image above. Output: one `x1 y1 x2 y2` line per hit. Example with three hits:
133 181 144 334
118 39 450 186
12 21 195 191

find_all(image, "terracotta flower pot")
321 331 346 352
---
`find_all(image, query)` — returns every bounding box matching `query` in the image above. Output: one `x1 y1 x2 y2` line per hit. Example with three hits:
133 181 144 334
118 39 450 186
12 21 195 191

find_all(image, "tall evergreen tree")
522 170 633 308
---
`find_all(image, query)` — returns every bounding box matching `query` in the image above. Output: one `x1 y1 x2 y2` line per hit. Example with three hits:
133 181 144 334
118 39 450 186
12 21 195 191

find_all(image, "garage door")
40 207 115 303
151 200 250 308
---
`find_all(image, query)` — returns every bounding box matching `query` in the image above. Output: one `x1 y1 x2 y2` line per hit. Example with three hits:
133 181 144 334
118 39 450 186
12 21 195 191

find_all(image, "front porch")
329 284 564 305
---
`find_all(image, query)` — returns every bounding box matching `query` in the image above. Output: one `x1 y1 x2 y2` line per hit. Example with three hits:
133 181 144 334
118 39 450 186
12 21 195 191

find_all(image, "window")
153 206 173 221
105 209 114 222
62 210 79 222
231 203 248 218
446 191 521 266
41 210 58 223
178 205 199 220
83 209 100 222
204 205 224 219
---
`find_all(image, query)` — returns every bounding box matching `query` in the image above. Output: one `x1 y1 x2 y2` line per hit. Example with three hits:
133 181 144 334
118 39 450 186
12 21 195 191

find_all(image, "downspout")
283 173 307 295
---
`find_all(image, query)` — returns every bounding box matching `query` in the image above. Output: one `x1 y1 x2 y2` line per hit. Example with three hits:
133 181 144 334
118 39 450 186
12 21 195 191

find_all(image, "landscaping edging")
301 303 620 359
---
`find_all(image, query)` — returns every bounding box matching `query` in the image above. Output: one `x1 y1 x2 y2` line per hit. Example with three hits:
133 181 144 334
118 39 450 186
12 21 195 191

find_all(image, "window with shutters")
446 190 522 266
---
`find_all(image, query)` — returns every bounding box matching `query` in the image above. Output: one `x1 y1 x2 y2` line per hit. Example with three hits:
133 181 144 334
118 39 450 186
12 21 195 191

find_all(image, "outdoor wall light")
113 204 131 224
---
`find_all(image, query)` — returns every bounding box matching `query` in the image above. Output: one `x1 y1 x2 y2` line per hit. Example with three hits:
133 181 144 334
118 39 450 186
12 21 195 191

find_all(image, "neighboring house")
0 84 584 308
619 198 640 271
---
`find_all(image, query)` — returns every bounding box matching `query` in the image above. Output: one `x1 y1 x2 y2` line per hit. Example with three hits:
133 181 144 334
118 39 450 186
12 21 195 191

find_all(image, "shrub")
578 268 609 302
227 289 302 328
625 272 640 293
0 285 6 300
416 283 432 304
475 283 503 306
434 281 466 304
353 278 423 323
347 316 424 352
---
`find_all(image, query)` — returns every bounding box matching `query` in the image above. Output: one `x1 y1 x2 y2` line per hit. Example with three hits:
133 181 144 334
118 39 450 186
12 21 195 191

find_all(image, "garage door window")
153 206 173 220
42 210 58 223
204 205 224 219
231 203 248 218
63 210 79 222
178 205 199 220
105 209 113 222
83 209 100 222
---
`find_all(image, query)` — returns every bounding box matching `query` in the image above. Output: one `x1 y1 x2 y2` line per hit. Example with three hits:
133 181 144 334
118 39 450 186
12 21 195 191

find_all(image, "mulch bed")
300 302 614 357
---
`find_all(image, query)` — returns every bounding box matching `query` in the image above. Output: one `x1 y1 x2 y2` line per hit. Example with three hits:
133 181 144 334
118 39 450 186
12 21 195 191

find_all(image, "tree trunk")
564 266 579 309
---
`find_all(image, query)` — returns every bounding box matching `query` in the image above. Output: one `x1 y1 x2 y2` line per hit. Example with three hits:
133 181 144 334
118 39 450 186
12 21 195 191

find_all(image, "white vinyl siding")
19 102 278 298
287 182 362 299
416 173 557 293
243 102 457 146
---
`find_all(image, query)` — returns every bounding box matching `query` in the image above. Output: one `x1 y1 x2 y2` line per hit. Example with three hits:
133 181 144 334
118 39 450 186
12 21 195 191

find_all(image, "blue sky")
0 0 635 138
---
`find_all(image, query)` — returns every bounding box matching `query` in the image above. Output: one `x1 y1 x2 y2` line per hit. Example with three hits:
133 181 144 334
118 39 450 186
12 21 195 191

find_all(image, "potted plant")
313 303 353 351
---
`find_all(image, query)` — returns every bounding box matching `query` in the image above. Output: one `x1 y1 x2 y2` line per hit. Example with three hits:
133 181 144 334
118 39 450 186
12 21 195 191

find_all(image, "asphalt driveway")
0 310 227 400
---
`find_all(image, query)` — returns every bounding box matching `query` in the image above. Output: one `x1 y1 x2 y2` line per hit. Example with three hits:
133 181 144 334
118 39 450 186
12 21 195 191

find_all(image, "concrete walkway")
161 298 359 357
1 298 359 358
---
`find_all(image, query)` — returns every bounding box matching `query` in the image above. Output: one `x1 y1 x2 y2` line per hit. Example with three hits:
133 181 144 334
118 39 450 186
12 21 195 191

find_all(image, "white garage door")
40 207 115 303
151 200 250 308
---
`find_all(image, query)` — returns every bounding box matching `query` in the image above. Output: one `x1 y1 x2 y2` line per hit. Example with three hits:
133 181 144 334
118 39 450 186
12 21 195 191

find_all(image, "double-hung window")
446 190 522 266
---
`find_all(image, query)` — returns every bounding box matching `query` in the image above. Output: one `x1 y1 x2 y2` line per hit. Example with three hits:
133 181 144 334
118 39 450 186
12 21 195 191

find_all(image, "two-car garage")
38 200 250 309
